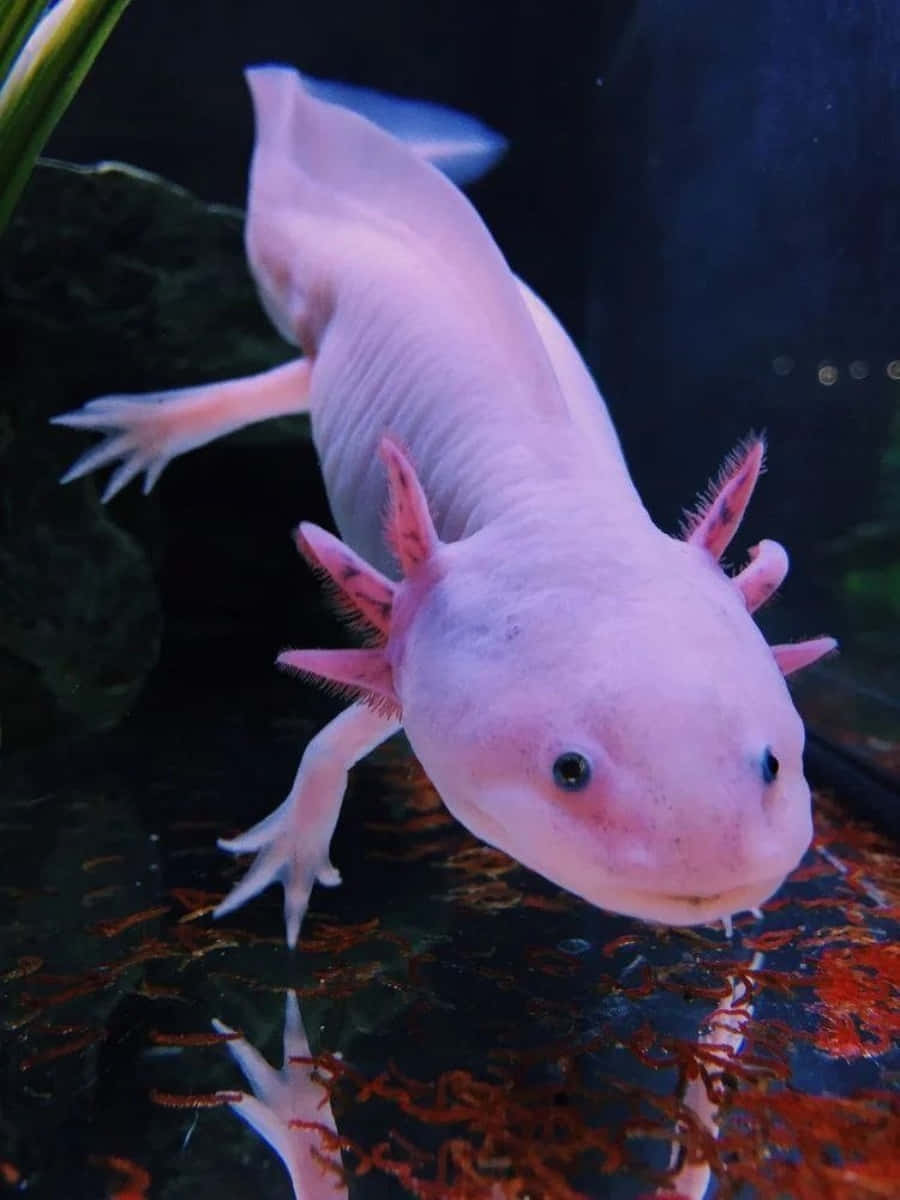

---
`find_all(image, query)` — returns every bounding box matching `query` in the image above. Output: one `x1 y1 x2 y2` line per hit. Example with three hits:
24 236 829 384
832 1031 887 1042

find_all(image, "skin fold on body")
53 65 836 948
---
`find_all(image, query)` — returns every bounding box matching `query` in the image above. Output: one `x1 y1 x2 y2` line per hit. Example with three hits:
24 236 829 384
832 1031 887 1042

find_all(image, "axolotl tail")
242 65 551 367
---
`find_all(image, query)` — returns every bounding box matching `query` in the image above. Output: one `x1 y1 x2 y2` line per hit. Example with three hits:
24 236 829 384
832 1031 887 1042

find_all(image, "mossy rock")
0 159 298 747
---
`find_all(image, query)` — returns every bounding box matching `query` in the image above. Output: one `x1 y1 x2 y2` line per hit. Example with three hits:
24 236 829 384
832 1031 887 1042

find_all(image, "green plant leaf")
0 0 133 235
0 0 48 86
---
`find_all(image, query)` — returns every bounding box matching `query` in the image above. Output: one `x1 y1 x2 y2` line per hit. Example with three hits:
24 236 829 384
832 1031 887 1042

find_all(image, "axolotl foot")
214 702 400 946
216 794 342 949
51 360 312 502
213 991 341 1197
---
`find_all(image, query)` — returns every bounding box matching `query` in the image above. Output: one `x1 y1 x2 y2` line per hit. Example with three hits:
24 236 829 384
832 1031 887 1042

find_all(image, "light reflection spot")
557 937 591 955
818 363 839 386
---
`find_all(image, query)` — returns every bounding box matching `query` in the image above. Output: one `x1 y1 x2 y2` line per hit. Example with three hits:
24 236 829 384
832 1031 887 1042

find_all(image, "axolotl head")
283 436 835 930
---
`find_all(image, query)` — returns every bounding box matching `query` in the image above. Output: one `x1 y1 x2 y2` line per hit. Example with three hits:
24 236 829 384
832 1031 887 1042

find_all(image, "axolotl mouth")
455 798 798 933
598 875 792 932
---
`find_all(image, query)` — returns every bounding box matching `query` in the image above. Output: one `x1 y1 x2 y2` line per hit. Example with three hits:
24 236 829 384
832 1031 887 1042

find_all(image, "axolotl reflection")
53 66 835 946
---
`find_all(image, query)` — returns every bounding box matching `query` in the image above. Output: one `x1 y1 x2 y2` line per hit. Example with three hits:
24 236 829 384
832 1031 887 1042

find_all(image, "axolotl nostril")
52 65 836 947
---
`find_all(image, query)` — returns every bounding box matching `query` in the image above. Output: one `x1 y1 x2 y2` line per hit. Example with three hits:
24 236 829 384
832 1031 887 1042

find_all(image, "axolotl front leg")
216 701 400 947
215 444 422 943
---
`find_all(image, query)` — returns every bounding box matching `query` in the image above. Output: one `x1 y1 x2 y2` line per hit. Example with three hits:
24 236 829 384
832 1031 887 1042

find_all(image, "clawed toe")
57 433 134 484
52 394 180 500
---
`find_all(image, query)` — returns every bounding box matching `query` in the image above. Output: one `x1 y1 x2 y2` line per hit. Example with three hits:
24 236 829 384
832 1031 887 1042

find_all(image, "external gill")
277 434 442 714
682 435 837 676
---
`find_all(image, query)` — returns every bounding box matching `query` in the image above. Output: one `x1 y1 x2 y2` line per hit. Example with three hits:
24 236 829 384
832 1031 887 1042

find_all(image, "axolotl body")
54 67 835 946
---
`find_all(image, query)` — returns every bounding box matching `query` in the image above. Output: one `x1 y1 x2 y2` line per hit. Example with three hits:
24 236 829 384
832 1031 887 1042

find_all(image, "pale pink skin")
53 67 836 947
213 992 343 1199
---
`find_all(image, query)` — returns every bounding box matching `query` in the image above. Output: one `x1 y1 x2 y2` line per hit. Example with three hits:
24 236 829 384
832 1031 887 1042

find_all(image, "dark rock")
0 160 301 747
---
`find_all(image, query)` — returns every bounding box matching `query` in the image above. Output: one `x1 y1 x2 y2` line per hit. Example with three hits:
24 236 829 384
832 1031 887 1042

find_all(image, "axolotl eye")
553 751 592 791
761 746 780 784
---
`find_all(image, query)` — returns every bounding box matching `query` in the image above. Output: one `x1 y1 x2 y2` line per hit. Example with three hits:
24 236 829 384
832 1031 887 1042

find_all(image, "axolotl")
53 66 836 947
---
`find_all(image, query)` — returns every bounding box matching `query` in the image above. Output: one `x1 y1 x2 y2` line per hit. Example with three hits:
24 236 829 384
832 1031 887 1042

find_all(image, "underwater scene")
1 1 898 1197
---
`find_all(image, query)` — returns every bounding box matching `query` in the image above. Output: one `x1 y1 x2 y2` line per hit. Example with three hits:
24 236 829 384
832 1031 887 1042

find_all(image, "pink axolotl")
53 66 836 947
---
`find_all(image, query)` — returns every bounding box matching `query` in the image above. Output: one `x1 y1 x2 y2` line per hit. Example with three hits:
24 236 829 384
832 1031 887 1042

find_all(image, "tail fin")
244 64 504 258
244 64 299 155
302 75 507 186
